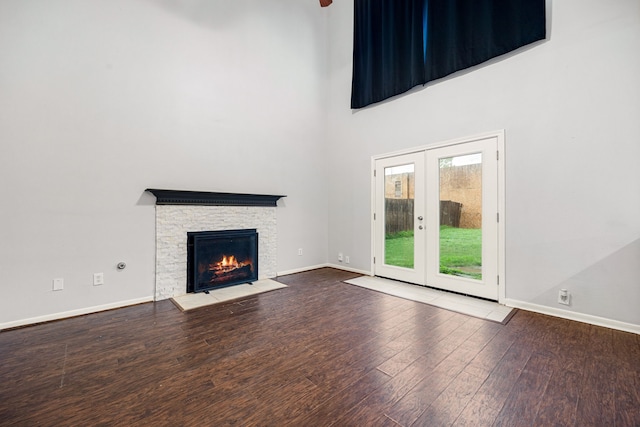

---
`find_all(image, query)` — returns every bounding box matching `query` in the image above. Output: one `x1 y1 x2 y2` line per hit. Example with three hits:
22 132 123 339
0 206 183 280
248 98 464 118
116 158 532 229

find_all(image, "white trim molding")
277 264 331 276
325 263 372 276
278 263 372 277
504 298 640 335
0 296 154 331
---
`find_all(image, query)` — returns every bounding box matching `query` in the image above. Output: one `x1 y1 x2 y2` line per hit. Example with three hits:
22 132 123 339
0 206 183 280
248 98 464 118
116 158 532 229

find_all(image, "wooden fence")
385 199 462 234
440 200 462 227
385 199 414 234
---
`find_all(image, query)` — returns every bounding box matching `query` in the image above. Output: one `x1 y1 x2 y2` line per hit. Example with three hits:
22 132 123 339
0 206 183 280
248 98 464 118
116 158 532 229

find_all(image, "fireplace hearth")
187 229 258 293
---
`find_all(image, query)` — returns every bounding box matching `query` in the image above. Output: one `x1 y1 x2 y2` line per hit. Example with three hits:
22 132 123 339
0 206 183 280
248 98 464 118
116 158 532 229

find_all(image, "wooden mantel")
145 189 286 207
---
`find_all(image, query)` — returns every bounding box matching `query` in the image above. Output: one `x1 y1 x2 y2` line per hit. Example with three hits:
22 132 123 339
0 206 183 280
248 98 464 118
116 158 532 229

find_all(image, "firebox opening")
187 229 258 293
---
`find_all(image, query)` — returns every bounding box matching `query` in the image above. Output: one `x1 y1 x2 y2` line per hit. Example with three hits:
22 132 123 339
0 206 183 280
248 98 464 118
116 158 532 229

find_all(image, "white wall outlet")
345 256 350 264
53 278 64 291
338 253 343 262
558 289 570 305
298 248 303 256
93 272 104 286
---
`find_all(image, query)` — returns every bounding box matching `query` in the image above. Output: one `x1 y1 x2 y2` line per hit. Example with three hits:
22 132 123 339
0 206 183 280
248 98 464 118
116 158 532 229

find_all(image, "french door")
373 135 502 301
373 152 426 285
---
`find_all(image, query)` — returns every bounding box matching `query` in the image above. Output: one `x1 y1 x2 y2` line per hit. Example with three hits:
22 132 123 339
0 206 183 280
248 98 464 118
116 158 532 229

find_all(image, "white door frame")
370 130 506 303
373 152 426 285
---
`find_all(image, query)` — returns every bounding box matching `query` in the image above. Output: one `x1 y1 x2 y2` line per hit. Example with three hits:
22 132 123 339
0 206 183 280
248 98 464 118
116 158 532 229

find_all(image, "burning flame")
220 255 239 268
209 254 250 275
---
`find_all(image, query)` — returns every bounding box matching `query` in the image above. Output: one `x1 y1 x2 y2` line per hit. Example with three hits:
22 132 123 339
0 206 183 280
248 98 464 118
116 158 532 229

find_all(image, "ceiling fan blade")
320 0 333 7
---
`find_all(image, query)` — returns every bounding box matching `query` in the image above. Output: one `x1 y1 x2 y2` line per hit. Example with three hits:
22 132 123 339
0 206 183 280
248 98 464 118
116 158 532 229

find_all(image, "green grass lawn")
385 226 482 279
384 230 415 268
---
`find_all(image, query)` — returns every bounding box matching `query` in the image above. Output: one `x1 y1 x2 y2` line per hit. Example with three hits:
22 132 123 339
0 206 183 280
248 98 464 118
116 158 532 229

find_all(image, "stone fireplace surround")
146 190 285 301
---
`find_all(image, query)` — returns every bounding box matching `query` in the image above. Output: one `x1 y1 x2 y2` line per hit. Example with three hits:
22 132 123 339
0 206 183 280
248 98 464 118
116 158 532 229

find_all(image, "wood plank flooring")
1 268 639 426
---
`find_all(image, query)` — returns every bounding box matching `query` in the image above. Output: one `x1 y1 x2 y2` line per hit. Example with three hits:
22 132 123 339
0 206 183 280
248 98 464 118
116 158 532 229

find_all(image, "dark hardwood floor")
1 268 639 426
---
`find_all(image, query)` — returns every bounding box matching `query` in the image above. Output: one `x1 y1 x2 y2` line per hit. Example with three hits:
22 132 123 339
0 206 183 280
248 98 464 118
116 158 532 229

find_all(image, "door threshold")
344 275 513 323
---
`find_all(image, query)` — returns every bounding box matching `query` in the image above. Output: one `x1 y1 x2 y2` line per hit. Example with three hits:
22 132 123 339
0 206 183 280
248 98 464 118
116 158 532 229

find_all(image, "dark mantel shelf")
145 189 286 207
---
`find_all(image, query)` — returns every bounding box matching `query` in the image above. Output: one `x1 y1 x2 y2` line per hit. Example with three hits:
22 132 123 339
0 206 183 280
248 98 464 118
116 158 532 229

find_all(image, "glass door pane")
384 164 415 268
423 135 499 300
375 151 425 285
439 153 482 280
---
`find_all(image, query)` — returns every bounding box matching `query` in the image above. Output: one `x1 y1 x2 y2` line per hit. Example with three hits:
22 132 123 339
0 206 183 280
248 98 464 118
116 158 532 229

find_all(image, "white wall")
2 0 638 331
326 0 640 328
0 0 329 326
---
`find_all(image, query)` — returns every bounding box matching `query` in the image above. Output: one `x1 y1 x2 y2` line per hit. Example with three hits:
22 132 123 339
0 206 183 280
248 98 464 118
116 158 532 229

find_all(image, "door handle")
418 225 424 230
417 216 424 221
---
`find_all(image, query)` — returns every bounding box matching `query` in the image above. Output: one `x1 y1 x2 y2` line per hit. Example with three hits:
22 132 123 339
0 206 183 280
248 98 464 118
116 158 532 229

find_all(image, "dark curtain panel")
425 0 546 83
351 0 425 109
351 0 546 109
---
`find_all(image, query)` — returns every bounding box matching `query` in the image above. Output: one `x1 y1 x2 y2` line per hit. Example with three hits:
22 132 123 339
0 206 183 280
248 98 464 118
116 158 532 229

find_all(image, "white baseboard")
277 263 371 277
0 296 154 331
504 298 640 335
277 263 331 276
325 263 372 276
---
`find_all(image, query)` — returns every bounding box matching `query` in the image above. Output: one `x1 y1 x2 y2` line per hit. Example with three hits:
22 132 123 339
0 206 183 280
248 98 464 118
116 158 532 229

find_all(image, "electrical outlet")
53 278 64 291
558 289 570 305
93 272 104 286
298 248 303 256
338 253 343 262
345 256 350 264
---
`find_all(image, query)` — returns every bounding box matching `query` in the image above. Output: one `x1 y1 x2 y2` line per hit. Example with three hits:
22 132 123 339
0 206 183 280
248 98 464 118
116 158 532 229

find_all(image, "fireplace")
187 229 258 293
146 189 285 300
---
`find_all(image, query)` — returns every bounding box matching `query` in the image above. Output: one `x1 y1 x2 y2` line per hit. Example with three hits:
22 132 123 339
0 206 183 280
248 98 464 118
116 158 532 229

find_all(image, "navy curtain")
351 0 425 109
351 0 546 109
